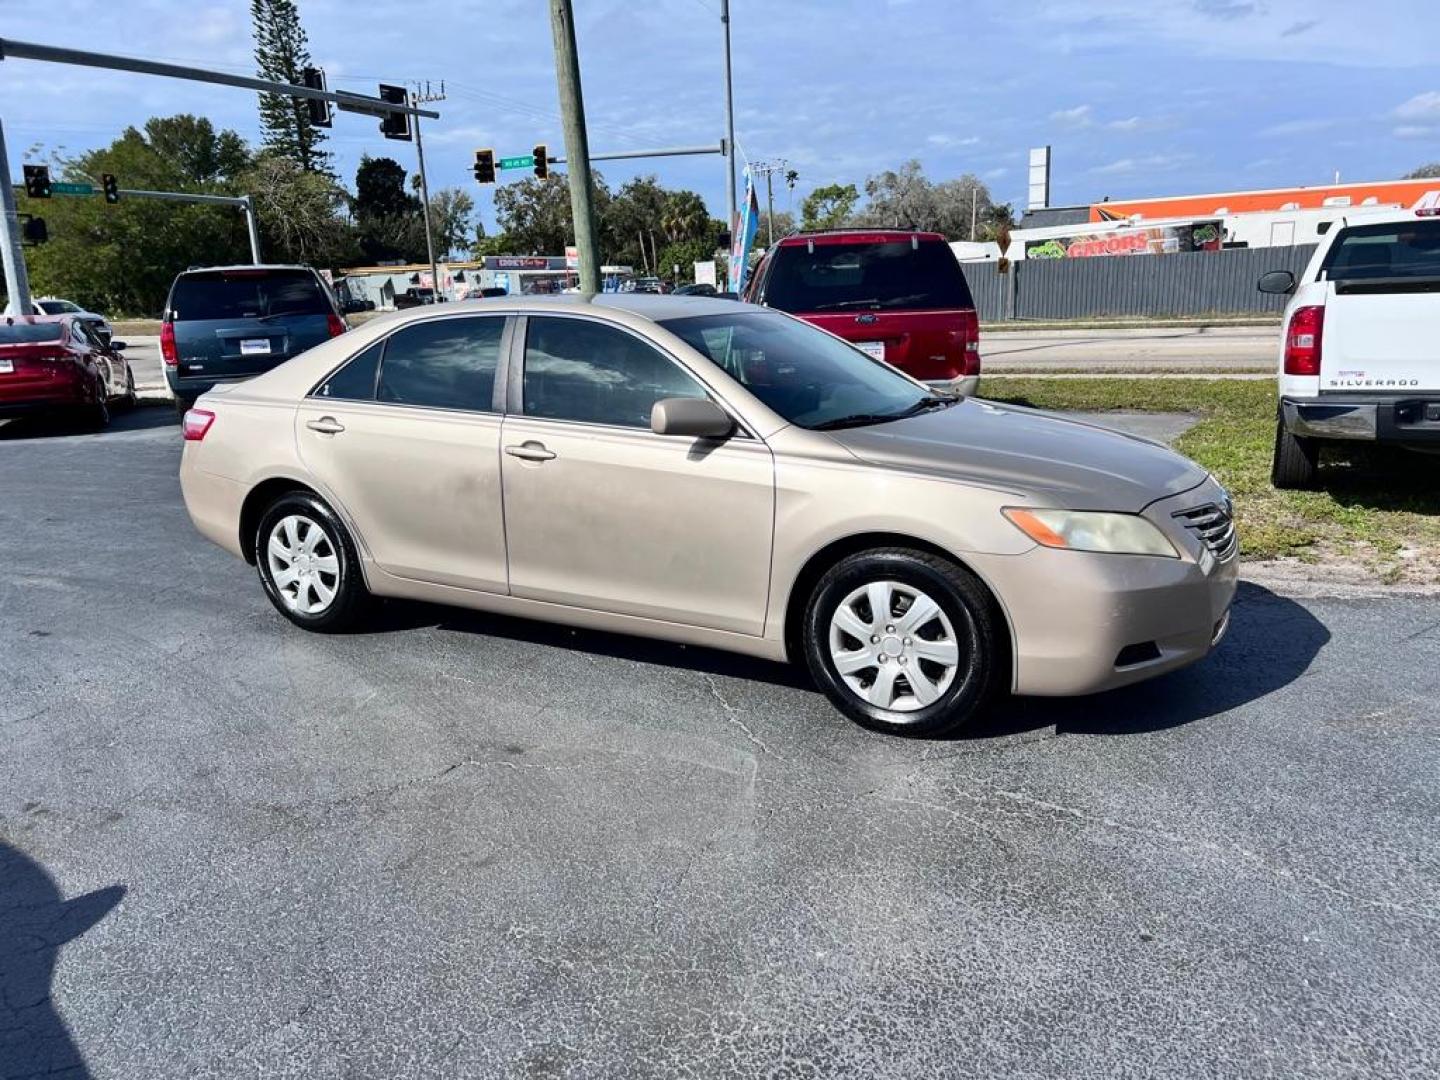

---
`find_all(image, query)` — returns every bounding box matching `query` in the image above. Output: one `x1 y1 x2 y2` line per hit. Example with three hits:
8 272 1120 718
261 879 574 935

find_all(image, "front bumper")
969 478 1239 696
1283 396 1440 445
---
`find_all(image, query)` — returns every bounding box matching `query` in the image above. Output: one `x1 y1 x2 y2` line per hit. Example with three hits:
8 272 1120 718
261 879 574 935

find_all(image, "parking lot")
3 415 1438 1078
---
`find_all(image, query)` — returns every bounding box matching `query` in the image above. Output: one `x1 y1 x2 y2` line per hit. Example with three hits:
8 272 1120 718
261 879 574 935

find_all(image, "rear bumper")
1282 396 1440 445
166 371 255 402
0 380 91 416
179 456 248 560
928 375 980 397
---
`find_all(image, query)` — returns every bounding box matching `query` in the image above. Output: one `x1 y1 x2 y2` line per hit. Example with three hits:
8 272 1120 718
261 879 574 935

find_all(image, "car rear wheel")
256 492 370 632
1271 415 1320 490
802 548 1001 737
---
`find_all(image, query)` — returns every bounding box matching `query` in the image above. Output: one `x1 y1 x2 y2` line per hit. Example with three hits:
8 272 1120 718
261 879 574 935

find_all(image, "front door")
297 314 510 593
500 314 774 636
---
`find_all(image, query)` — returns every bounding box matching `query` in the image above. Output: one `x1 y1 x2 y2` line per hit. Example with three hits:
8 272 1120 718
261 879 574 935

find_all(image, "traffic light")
101 173 119 204
378 83 411 141
533 144 548 181
23 165 51 199
303 67 332 128
474 148 496 185
21 216 48 245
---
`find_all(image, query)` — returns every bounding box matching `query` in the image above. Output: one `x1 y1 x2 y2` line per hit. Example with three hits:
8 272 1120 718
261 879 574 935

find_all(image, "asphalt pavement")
1 416 1437 1078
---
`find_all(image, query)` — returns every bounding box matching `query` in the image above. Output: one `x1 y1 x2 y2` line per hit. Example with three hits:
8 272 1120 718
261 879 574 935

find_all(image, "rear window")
0 323 64 344
761 239 974 313
1323 220 1440 283
169 269 331 321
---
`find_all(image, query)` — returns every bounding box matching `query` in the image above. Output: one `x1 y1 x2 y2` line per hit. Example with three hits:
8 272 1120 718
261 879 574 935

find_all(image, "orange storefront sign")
1090 178 1440 223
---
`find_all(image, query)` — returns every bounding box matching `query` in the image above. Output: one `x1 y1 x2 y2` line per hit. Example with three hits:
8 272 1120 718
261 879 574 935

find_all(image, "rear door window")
170 270 332 321
762 239 974 313
315 341 384 401
1323 220 1440 284
376 317 504 412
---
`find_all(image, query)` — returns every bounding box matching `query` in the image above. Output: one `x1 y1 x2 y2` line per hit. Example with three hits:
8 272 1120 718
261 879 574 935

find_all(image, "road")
982 325 1275 373
2 417 1437 1078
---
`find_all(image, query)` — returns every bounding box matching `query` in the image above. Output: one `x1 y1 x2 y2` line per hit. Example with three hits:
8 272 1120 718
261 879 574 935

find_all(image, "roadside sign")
499 154 535 170
50 182 94 197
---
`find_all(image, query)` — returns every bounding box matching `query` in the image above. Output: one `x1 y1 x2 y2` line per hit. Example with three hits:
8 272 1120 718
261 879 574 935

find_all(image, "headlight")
1002 507 1178 558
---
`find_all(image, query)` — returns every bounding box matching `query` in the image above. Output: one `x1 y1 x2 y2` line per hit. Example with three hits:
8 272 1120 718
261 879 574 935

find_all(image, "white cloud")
1394 125 1437 140
1107 117 1143 131
1261 118 1337 137
1051 104 1094 128
926 134 981 147
1090 152 1193 175
1395 91 1440 122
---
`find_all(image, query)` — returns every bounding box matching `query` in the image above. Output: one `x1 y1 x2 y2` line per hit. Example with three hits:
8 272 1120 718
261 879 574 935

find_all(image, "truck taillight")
326 313 346 338
160 321 178 367
182 408 215 441
1284 305 1324 376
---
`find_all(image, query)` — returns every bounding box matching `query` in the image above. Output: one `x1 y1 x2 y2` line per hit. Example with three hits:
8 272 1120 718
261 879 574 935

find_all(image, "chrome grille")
1173 501 1238 562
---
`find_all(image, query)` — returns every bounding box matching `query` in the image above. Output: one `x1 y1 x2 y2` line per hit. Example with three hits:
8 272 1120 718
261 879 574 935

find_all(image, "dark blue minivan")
162 265 347 411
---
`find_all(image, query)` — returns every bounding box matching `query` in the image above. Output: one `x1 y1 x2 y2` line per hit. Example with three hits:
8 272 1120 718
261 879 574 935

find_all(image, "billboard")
1026 221 1222 259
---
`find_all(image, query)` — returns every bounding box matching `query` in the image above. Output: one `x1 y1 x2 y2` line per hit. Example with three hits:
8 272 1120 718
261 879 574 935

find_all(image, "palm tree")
661 191 707 244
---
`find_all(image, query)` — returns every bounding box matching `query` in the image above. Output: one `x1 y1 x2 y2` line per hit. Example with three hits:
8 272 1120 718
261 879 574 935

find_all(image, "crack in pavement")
704 675 782 761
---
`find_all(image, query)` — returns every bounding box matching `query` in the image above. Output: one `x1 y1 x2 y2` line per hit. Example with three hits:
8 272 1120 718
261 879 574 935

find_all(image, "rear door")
297 314 511 593
168 269 335 384
1319 218 1440 393
757 237 976 381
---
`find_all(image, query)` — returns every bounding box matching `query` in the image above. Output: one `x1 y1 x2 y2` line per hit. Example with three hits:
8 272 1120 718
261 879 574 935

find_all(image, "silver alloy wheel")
828 580 960 712
266 514 340 616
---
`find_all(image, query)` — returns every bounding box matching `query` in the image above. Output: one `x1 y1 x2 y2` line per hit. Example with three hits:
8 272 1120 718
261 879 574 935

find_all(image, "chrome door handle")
505 442 556 462
306 417 345 434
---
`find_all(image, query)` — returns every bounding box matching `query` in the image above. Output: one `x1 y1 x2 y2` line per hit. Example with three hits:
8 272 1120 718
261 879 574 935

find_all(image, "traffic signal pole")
0 116 34 314
409 83 446 300
548 0 599 294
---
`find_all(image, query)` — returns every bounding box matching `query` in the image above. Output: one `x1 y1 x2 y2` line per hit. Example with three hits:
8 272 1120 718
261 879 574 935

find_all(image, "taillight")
160 321 178 367
326 313 346 338
1284 305 1324 376
182 408 215 441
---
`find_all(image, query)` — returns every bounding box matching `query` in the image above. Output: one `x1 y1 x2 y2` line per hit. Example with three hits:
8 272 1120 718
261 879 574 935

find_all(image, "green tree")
17 121 255 315
800 182 859 230
1406 163 1440 179
244 155 358 266
495 172 612 257
354 156 424 262
426 188 476 259
251 0 331 173
659 190 709 244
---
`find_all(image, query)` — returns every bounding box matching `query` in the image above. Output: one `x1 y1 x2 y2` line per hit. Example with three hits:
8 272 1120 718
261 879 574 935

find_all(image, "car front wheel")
255 492 370 632
802 548 1002 737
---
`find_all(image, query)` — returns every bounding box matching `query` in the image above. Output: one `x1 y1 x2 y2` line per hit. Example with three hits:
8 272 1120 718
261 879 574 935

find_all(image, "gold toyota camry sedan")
180 294 1237 737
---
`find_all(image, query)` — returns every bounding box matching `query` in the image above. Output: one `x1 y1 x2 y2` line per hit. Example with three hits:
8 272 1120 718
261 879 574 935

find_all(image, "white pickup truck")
1260 206 1440 488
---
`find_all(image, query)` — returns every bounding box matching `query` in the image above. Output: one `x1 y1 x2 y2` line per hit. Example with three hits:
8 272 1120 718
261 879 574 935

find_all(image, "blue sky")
3 0 1438 232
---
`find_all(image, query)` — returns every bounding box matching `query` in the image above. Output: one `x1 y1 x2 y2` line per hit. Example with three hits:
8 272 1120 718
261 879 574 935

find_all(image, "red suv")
744 230 981 394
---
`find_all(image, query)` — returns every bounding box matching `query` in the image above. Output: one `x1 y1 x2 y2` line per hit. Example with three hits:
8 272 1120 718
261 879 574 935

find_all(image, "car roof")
176 264 317 276
774 229 948 246
381 293 752 320
4 313 69 325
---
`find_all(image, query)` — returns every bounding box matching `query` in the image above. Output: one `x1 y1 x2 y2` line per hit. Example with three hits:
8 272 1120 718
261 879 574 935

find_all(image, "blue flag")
730 167 761 295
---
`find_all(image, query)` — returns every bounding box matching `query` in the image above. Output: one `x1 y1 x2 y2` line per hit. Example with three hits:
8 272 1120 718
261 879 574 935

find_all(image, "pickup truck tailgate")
1322 286 1440 392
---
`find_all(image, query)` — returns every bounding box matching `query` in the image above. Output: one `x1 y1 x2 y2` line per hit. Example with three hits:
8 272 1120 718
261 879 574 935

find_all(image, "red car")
744 229 981 394
0 314 135 427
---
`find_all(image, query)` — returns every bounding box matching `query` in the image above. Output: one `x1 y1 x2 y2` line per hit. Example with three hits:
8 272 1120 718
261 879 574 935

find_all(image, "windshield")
170 269 330 321
762 239 974 313
1323 220 1440 282
659 311 947 429
0 323 64 345
37 300 81 315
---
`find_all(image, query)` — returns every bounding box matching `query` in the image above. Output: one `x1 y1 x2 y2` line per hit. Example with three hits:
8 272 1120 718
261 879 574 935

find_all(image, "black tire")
121 368 138 409
802 548 1002 737
255 491 371 633
173 394 194 419
80 384 110 431
1271 415 1320 490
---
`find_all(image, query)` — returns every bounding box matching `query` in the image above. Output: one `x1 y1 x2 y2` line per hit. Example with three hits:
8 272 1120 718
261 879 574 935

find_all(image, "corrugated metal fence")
966 244 1316 321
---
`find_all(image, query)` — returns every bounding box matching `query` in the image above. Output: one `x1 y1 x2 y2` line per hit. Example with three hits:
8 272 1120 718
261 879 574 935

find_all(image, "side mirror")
1257 270 1296 295
108 340 128 351
651 397 734 439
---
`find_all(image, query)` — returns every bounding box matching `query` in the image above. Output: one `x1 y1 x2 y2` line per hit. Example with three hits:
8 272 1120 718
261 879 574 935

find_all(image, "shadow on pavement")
972 581 1330 739
1320 445 1440 517
0 403 177 442
0 841 124 1078
370 580 1328 730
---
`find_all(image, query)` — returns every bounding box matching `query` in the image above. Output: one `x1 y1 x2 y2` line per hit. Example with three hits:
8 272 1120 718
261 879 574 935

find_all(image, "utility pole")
970 185 978 242
720 0 737 280
0 117 33 315
548 0 599 293
410 80 446 299
751 160 789 246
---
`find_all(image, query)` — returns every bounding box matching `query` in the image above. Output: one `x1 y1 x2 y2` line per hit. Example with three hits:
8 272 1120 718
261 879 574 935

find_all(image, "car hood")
827 398 1207 512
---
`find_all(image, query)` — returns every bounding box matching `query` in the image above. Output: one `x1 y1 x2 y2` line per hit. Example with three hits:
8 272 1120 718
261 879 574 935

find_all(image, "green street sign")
499 154 535 170
51 182 94 196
